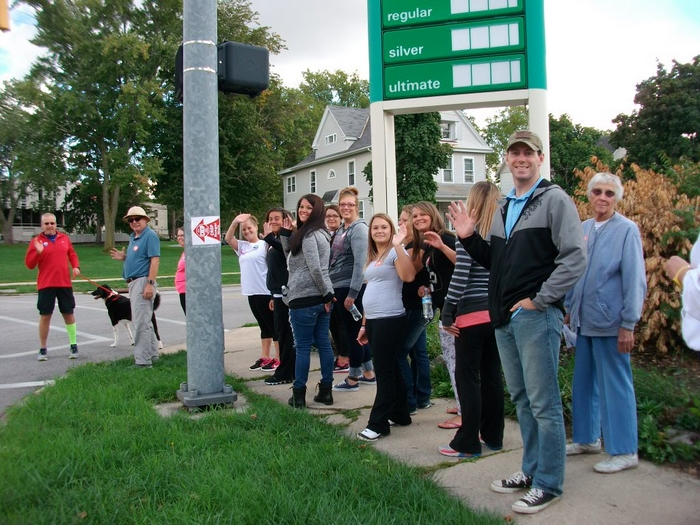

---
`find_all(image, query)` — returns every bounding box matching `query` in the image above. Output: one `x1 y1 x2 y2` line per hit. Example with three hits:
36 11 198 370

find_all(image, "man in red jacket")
25 213 81 361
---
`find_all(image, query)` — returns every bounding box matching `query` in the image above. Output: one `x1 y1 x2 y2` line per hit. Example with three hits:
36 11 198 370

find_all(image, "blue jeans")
572 333 638 455
495 306 566 496
289 304 334 390
398 308 431 410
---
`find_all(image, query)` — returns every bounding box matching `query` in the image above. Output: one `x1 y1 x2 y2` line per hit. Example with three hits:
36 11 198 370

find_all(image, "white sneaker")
566 439 602 456
594 453 638 473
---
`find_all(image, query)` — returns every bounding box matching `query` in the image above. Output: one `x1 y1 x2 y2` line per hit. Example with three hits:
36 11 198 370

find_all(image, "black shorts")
37 287 76 315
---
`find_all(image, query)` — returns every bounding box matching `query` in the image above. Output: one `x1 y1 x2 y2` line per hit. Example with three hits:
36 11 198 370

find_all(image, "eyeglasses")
591 188 616 198
326 214 340 219
43 222 56 225
127 217 143 223
339 203 356 208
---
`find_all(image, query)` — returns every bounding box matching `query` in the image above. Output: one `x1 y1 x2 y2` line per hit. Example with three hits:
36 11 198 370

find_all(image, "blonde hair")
338 187 359 206
365 213 396 268
465 181 501 237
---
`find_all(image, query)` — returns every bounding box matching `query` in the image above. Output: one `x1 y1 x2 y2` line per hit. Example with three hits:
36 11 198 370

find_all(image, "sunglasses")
127 217 144 223
591 188 616 198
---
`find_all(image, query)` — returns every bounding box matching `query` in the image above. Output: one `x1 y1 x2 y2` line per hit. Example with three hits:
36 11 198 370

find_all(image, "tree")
363 112 453 207
549 114 614 194
0 81 68 243
476 106 528 178
611 56 700 169
20 0 183 249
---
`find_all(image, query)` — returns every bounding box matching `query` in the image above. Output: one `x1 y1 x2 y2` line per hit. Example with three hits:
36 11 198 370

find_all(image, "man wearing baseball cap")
110 206 161 368
447 130 586 514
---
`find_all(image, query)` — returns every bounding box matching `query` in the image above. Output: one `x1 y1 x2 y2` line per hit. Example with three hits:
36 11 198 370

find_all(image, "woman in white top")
357 214 416 441
666 237 700 351
225 213 278 371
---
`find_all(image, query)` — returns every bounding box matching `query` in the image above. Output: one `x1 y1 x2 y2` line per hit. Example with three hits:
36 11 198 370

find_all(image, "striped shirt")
444 240 489 316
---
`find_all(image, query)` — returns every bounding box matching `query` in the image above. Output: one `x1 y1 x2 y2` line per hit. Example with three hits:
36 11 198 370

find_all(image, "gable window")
328 169 336 179
348 160 356 186
324 133 337 146
440 122 455 140
441 155 454 183
358 200 365 219
310 170 316 193
463 158 475 183
286 175 296 194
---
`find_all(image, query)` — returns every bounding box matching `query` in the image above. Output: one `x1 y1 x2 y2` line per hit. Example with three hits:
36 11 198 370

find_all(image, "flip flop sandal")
446 407 459 414
438 420 462 429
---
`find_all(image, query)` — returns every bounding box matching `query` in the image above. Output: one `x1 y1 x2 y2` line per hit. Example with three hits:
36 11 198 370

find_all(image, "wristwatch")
147 279 156 286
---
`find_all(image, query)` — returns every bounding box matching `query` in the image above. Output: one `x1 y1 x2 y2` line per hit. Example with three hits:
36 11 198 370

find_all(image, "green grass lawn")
0 243 241 292
0 352 504 525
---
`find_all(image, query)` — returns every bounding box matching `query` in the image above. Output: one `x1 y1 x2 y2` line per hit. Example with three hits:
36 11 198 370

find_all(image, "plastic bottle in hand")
348 303 362 322
421 289 434 325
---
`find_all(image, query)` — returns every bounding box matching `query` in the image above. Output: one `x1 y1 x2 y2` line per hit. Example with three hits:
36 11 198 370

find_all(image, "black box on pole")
217 41 269 97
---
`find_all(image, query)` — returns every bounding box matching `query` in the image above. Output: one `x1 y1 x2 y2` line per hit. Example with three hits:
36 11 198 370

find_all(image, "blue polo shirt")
504 178 542 240
123 226 160 280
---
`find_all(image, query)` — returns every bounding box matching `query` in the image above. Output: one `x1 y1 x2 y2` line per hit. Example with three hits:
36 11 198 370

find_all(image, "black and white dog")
91 284 163 349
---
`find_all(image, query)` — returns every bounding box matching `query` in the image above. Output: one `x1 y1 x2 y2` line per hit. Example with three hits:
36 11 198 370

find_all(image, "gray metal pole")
177 0 235 407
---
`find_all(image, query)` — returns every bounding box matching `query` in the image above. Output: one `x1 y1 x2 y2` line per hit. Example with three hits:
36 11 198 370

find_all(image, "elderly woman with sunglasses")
564 173 647 474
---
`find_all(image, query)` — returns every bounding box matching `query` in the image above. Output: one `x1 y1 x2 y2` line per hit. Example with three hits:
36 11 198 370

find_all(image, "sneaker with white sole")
333 378 359 392
260 358 279 371
249 358 268 371
356 375 376 385
566 438 602 456
512 488 561 514
491 471 533 494
357 428 385 441
594 453 638 474
38 348 48 361
69 344 79 359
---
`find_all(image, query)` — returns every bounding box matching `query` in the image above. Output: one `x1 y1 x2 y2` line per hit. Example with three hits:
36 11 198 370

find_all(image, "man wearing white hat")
110 206 161 368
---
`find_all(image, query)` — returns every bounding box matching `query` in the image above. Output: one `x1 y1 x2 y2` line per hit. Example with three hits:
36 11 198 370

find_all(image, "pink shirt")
175 252 186 293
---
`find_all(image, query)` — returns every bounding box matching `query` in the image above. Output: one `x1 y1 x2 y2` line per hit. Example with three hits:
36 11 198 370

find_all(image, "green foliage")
475 105 528 179
363 112 451 207
611 55 700 169
549 114 616 194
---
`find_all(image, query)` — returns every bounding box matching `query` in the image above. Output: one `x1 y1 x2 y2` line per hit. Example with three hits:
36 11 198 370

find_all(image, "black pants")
273 297 295 380
366 315 411 435
449 321 504 454
334 286 371 371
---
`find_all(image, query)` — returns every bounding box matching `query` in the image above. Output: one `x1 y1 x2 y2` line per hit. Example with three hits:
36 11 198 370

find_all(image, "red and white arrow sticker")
191 216 221 245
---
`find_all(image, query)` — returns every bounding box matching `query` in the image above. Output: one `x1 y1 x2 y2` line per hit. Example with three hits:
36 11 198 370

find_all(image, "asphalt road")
0 285 255 417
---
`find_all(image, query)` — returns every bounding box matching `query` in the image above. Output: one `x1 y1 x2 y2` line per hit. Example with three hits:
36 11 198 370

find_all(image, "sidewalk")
166 326 700 524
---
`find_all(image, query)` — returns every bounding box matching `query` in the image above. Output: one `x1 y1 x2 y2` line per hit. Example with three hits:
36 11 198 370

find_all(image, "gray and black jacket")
461 179 586 327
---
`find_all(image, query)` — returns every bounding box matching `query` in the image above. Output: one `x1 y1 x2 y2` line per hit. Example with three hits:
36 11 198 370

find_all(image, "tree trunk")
95 214 103 245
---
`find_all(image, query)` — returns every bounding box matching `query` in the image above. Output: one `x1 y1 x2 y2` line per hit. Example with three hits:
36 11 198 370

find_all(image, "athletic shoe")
261 358 279 371
566 439 602 456
438 445 480 458
357 428 385 442
69 344 79 359
356 375 376 385
265 375 292 386
480 436 503 451
418 401 433 409
249 357 268 371
512 488 561 514
491 471 533 494
333 359 349 373
594 453 639 474
38 348 48 361
409 407 418 416
332 378 359 392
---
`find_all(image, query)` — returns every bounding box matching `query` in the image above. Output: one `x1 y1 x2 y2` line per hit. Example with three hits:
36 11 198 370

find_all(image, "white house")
279 105 493 220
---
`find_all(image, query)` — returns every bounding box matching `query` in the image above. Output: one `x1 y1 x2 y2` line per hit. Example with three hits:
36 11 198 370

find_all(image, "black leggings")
247 295 276 340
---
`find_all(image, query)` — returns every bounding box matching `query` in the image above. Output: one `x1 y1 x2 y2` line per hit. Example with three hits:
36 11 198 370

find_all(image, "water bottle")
348 303 362 322
421 290 434 325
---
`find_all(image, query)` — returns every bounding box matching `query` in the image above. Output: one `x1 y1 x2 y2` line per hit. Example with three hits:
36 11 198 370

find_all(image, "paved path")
166 326 700 525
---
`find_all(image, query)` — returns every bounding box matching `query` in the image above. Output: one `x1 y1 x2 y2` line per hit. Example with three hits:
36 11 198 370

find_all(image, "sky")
2 0 699 132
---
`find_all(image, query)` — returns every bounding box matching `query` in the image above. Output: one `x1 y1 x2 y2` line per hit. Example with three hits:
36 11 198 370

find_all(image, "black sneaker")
512 488 561 514
491 471 533 494
265 375 292 386
38 348 48 361
69 344 79 359
249 358 266 371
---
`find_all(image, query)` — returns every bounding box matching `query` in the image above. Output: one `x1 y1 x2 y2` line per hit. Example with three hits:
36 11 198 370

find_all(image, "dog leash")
76 274 117 296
